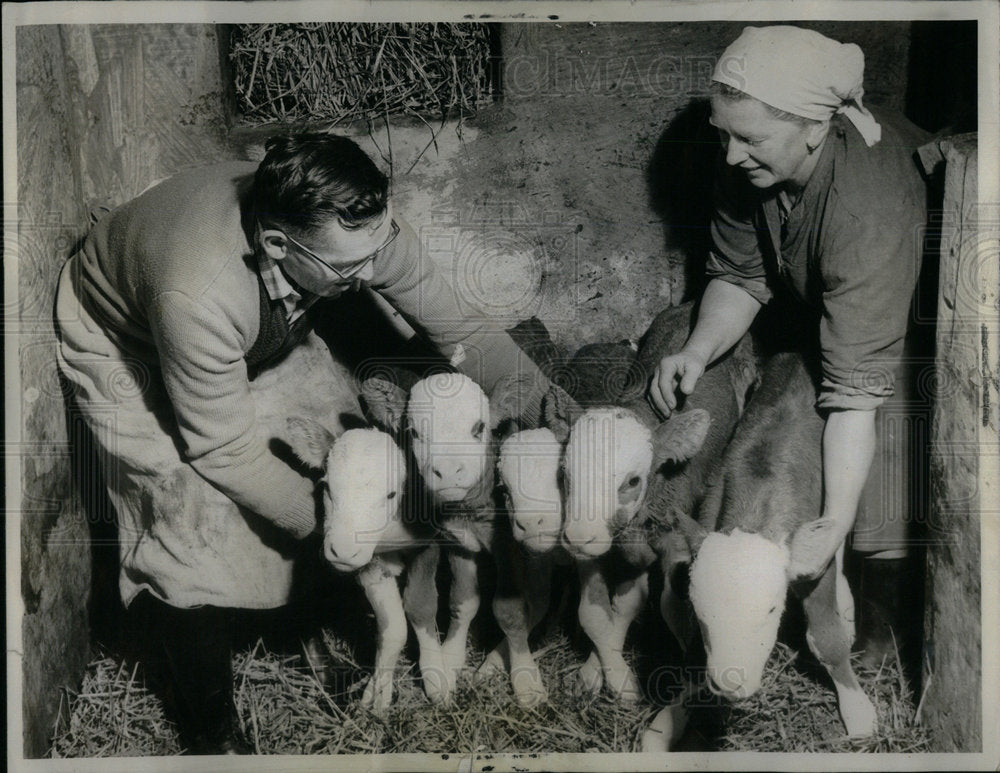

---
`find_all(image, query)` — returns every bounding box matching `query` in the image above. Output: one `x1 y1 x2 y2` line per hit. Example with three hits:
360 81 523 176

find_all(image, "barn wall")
16 25 92 760
920 134 992 751
16 24 232 757
231 21 913 353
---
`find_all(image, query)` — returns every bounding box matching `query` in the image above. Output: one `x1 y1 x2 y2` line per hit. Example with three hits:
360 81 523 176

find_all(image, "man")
56 132 547 752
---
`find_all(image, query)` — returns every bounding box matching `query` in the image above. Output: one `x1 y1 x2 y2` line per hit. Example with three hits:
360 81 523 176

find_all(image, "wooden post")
918 134 995 751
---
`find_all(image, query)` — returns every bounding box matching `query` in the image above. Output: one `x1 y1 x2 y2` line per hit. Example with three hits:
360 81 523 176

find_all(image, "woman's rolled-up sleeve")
816 192 922 411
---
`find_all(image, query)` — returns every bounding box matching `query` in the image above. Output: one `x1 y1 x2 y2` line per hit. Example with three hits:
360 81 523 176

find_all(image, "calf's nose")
324 539 360 566
433 458 466 482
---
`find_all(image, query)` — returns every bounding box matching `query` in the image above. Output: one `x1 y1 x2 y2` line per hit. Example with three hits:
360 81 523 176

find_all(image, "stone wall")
16 24 231 757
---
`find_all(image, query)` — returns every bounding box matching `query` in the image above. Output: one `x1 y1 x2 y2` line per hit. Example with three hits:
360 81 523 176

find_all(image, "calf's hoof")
419 649 451 704
360 673 394 712
475 646 506 682
840 690 877 738
576 654 604 695
511 666 548 708
641 703 689 752
594 654 642 702
604 666 642 703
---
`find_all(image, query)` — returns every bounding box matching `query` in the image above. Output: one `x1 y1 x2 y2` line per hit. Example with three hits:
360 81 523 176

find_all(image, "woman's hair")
710 82 822 127
251 133 389 234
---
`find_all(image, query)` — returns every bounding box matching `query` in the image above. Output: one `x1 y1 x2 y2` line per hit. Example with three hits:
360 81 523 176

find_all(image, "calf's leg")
441 547 481 691
802 545 877 737
403 544 448 703
490 544 550 706
357 558 408 711
576 559 646 702
479 548 554 678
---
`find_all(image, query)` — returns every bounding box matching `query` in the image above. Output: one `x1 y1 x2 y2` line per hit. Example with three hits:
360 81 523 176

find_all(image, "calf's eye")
471 420 485 440
628 476 641 487
387 491 397 501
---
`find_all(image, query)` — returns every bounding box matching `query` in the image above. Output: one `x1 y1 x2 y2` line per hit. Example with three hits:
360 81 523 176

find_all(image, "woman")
649 26 930 665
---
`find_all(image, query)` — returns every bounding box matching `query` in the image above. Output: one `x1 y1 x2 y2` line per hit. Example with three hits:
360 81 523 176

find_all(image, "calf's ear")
489 371 545 432
285 417 337 471
672 510 709 557
361 377 409 434
542 383 582 444
786 517 844 582
652 408 710 466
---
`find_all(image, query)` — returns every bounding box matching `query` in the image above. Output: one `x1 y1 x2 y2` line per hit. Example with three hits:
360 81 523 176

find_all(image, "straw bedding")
49 601 930 757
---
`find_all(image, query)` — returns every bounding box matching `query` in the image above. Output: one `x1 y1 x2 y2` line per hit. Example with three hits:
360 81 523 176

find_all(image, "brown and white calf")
666 351 877 739
284 421 447 711
552 303 755 704
362 371 551 706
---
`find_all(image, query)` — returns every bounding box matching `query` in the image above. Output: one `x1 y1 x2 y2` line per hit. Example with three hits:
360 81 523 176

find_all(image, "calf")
668 351 877 738
285 421 447 710
362 371 551 705
552 302 755 702
483 426 569 702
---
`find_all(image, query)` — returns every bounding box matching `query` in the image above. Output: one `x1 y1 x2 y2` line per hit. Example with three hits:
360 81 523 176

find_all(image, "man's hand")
648 351 708 419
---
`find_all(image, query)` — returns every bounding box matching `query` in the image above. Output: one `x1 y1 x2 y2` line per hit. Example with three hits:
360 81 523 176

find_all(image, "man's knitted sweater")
74 161 542 538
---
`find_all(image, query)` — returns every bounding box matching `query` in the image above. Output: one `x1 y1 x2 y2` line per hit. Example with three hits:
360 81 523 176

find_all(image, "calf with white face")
670 352 877 738
285 421 446 710
406 375 491 508
363 371 552 706
551 303 754 737
497 428 564 553
554 400 710 701
314 428 407 570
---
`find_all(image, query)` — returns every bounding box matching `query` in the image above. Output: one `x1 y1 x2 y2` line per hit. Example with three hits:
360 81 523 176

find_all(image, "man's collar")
256 250 303 305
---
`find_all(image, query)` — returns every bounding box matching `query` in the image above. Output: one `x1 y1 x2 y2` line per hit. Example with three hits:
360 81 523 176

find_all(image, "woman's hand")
648 350 708 419
647 279 761 419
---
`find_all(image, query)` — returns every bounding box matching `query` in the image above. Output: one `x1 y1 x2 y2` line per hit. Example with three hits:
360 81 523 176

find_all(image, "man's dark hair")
251 133 389 235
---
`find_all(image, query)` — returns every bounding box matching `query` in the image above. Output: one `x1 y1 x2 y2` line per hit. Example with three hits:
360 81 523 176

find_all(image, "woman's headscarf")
712 25 882 147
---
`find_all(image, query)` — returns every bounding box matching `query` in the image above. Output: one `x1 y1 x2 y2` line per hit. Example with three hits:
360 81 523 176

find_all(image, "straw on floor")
49 617 930 757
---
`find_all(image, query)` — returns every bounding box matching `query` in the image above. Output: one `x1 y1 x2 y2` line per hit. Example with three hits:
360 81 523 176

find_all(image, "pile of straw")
50 656 181 757
49 615 931 757
717 641 932 753
230 23 495 126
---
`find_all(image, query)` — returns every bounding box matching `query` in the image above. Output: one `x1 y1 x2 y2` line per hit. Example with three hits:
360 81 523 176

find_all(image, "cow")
551 302 755 704
285 421 449 711
662 351 878 740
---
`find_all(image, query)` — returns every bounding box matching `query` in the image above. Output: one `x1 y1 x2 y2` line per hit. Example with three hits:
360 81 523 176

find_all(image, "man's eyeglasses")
284 219 399 281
